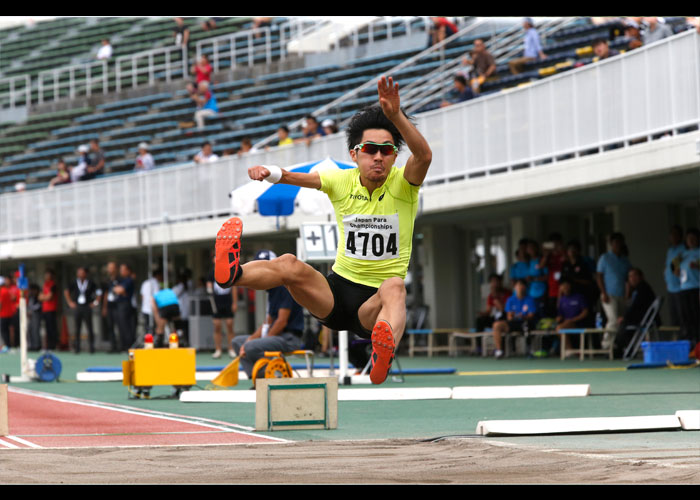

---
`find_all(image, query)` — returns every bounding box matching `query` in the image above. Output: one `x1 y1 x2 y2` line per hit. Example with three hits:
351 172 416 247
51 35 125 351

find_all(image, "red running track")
0 387 286 449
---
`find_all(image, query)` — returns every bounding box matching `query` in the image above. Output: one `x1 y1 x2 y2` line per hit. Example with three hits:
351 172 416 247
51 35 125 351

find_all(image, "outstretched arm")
248 165 321 189
377 76 432 186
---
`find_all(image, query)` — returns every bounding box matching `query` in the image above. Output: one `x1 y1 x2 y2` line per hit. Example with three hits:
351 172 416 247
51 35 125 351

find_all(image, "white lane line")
0 437 21 449
5 435 42 448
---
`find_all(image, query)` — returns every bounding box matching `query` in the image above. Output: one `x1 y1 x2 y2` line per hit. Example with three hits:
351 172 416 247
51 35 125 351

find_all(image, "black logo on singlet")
378 193 385 202
349 193 369 201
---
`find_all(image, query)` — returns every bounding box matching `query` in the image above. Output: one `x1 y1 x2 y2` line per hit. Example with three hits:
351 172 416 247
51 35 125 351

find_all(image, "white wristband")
263 165 283 184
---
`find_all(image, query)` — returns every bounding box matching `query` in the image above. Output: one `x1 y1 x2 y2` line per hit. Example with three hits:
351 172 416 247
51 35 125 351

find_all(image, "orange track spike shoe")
214 217 244 288
369 320 396 385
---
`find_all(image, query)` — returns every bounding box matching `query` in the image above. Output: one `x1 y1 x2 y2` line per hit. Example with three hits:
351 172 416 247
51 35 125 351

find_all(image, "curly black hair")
345 104 412 153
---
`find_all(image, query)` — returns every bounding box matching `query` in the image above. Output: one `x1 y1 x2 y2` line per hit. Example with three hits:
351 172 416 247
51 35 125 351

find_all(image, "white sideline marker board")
675 410 700 430
452 384 590 399
476 415 683 436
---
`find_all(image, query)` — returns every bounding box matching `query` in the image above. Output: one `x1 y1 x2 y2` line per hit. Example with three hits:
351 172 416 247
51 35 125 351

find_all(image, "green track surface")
1 351 699 446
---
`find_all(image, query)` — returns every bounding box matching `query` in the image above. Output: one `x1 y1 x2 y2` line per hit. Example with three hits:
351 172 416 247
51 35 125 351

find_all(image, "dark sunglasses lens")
361 144 394 155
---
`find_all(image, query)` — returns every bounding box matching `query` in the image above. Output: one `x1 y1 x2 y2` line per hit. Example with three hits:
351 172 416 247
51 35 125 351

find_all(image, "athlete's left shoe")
215 217 243 288
369 320 395 384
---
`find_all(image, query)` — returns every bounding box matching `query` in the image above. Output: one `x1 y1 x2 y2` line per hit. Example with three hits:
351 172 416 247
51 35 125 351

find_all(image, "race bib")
78 294 86 305
343 214 400 261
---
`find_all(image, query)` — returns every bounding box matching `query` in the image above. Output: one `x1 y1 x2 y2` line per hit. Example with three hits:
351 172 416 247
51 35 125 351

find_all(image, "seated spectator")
555 279 591 353
642 17 673 45
592 39 619 61
322 119 338 135
295 115 325 145
509 17 547 75
252 17 273 38
134 142 155 172
461 38 497 93
193 141 219 164
191 80 218 130
237 137 259 157
96 39 113 60
48 159 71 189
623 19 643 50
677 228 699 347
70 144 89 183
427 17 458 47
440 75 474 107
561 239 598 308
201 17 223 32
191 54 213 85
613 267 658 358
491 279 538 359
276 125 293 147
475 273 511 332
81 139 105 181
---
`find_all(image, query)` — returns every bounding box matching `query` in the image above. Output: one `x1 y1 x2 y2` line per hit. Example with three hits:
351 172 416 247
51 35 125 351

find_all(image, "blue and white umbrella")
229 157 356 217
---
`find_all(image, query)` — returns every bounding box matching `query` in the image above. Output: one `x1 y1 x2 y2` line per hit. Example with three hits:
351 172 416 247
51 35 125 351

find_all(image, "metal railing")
114 44 187 93
0 74 31 109
2 29 697 243
37 59 109 104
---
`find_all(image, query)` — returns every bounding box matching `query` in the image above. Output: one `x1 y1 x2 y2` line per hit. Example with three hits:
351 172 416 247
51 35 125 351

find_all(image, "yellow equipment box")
122 348 196 387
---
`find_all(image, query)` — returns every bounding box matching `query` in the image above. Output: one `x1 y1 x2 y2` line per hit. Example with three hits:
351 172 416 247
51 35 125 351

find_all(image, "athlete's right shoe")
215 217 243 288
369 320 396 385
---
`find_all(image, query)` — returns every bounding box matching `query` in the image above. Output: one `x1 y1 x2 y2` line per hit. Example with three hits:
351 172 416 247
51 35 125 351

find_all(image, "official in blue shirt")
678 228 699 345
231 250 306 380
664 225 685 327
596 233 631 342
508 18 547 74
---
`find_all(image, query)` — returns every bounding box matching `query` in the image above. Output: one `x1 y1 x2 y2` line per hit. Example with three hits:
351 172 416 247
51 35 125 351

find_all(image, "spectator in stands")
491 278 538 359
277 125 293 147
231 249 305 380
461 38 497 94
48 159 71 189
509 17 547 75
428 17 458 47
561 239 598 309
82 139 105 181
173 17 190 53
475 273 511 332
237 137 259 157
64 267 99 354
555 278 591 353
71 145 89 182
134 142 155 172
440 75 474 107
191 54 213 86
322 119 338 135
540 233 566 316
191 80 218 130
623 19 644 50
38 269 59 351
207 255 238 359
677 228 699 346
613 267 658 358
592 39 619 61
96 39 113 60
596 232 631 349
665 225 685 331
252 17 273 38
193 141 219 164
295 115 326 145
642 17 673 45
201 17 224 32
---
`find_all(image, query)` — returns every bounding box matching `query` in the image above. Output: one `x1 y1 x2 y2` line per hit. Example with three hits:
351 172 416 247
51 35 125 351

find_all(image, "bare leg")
492 320 508 351
357 277 407 344
212 318 223 353
235 254 335 320
225 318 235 353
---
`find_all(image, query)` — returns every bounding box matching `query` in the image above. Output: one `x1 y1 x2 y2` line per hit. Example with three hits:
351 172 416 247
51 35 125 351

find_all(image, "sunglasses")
353 141 398 156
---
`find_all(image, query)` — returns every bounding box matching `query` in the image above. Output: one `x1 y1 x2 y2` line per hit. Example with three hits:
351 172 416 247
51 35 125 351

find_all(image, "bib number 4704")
346 231 398 259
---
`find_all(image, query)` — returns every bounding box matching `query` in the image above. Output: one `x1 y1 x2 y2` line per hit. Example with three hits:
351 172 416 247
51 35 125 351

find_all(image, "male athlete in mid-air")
214 76 432 384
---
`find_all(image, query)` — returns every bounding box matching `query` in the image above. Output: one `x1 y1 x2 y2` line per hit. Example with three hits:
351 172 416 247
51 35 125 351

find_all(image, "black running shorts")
316 272 378 339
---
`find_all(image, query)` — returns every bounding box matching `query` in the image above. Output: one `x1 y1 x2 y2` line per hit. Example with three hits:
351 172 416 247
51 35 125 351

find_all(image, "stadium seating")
0 16 694 193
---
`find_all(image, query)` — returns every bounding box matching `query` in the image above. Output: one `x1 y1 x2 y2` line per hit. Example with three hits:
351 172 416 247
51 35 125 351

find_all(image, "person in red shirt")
39 269 59 350
476 273 512 332
191 55 212 85
0 274 19 350
540 232 567 316
428 17 458 47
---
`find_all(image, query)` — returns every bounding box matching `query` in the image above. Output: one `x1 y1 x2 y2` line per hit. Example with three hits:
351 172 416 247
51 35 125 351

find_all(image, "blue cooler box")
641 341 690 364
